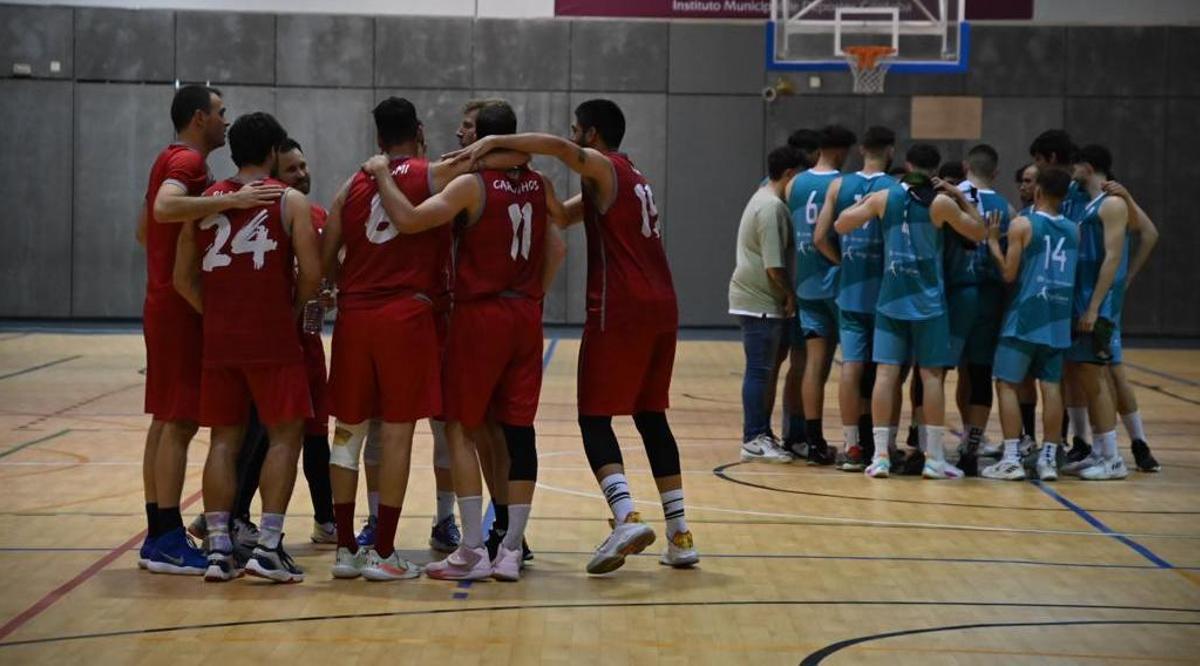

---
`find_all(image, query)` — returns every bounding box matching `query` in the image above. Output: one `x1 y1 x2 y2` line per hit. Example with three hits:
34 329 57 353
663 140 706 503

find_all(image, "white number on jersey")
1044 235 1067 273
634 183 660 238
804 191 819 226
508 202 533 260
199 209 278 272
200 214 232 272
366 194 400 245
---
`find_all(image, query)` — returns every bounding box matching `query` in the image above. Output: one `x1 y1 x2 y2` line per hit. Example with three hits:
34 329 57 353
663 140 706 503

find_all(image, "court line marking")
1127 378 1200 407
800 619 1200 665
0 356 81 382
2 600 1197 648
0 489 204 643
1124 361 1200 388
0 430 71 460
1031 480 1174 569
534 481 1200 540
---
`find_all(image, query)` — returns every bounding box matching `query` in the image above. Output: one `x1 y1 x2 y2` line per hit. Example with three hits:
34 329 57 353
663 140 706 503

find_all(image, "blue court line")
1032 480 1175 569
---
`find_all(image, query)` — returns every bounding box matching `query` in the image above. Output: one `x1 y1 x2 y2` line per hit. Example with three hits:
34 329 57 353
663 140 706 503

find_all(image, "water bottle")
302 280 332 334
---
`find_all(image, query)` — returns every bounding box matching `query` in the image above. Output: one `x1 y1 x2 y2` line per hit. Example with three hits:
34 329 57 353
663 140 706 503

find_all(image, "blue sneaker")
429 515 461 553
138 534 155 570
147 527 207 575
356 515 377 547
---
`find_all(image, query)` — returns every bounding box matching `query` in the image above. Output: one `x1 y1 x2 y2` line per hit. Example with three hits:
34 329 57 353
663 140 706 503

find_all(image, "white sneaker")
362 549 421 581
923 460 964 480
233 518 260 548
659 530 699 568
740 434 790 464
425 545 492 581
331 546 370 579
1063 450 1104 477
491 543 523 582
1036 454 1058 481
310 521 337 545
1080 456 1129 481
586 512 656 575
982 459 1026 481
864 456 890 479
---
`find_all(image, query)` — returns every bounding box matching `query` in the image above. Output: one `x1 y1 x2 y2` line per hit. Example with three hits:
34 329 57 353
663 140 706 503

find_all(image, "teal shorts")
1065 321 1119 365
838 310 874 363
872 312 953 368
994 336 1064 383
798 297 839 341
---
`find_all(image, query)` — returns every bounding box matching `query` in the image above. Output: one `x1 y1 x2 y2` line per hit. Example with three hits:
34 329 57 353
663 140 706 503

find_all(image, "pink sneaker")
491 543 522 582
424 545 491 581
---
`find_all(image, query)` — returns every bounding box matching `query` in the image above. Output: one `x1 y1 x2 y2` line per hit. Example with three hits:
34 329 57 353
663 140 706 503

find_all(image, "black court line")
0 430 71 460
713 461 1200 515
799 619 1200 664
1124 361 1200 388
1127 378 1200 407
0 356 81 382
2 600 1197 648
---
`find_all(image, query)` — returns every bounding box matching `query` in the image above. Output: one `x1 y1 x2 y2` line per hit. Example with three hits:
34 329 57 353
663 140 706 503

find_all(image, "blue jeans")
739 315 787 442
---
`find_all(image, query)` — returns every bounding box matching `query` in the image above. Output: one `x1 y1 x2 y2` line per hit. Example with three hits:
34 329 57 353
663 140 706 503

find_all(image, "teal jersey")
877 184 946 321
788 169 841 300
945 184 1011 287
1060 179 1090 222
1074 192 1129 320
835 171 896 313
1001 211 1079 348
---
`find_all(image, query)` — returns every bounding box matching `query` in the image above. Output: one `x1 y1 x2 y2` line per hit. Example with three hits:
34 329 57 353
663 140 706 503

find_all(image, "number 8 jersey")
196 176 303 367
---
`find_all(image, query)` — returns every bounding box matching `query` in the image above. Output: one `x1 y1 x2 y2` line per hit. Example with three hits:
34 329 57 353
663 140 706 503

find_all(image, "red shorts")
301 332 328 437
143 300 202 422
443 298 543 428
328 298 441 424
200 363 313 427
577 319 676 416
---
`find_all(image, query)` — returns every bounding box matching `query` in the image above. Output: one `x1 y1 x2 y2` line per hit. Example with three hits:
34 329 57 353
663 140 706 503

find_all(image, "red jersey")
196 177 303 367
338 157 452 310
144 143 212 310
582 152 677 330
454 169 548 302
310 203 328 232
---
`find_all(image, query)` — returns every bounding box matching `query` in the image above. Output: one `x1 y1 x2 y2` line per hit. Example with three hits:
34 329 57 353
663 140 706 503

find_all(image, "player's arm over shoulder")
997 215 1031 283
286 189 320 311
932 192 986 241
834 188 886 234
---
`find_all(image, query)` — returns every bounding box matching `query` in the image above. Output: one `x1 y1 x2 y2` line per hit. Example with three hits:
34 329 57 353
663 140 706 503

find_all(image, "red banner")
555 0 1032 20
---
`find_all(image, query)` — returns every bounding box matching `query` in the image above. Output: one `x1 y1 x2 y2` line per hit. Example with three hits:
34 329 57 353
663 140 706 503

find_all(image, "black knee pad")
860 362 877 401
579 415 623 473
911 370 925 407
968 364 994 407
501 424 537 482
633 411 682 478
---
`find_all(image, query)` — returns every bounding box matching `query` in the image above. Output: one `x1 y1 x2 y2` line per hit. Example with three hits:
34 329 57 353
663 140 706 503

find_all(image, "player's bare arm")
458 133 616 204
930 192 987 241
990 213 1027 283
172 220 203 313
429 150 531 193
286 189 320 313
1103 180 1159 285
319 177 352 285
542 175 568 290
834 189 887 235
366 156 481 233
813 178 843 265
561 193 584 227
1079 196 1128 332
153 180 284 223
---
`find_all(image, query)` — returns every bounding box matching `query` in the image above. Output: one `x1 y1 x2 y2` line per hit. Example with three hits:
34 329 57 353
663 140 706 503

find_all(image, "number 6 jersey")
196 176 302 367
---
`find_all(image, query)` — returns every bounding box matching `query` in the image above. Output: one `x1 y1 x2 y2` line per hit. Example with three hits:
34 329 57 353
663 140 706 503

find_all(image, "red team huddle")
136 85 696 584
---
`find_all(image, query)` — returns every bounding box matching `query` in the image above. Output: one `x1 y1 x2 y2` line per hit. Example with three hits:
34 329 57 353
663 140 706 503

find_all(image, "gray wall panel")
75 8 174 82
980 96 1063 205
1066 27 1167 97
473 19 569 91
275 88 375 209
1161 99 1200 335
375 17 472 90
207 86 277 182
669 23 763 95
863 96 964 172
570 20 668 93
0 80 72 316
277 14 372 88
0 5 72 79
375 88 474 159
666 95 763 327
177 12 275 85
881 72 965 97
72 83 175 317
967 26 1065 97
1167 27 1200 97
764 95 864 169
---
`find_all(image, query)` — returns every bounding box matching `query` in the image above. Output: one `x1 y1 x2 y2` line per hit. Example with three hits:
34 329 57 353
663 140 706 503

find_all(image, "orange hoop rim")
843 45 898 70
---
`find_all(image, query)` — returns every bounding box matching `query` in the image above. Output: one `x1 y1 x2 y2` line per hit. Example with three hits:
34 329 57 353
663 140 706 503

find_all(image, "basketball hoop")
843 45 896 94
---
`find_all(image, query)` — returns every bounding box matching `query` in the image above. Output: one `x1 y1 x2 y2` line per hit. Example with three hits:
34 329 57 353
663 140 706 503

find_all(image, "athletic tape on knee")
968 364 994 407
430 419 451 469
634 411 682 478
330 420 368 471
502 424 537 481
362 419 382 467
580 415 623 472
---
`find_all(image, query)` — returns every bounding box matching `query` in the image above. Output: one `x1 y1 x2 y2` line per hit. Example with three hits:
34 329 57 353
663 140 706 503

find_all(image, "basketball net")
844 46 896 95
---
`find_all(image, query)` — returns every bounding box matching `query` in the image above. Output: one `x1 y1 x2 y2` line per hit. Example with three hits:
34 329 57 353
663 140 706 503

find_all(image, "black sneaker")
781 439 808 460
900 449 926 476
485 527 505 561
1066 437 1093 464
245 540 304 583
906 425 919 449
806 440 836 466
1131 439 1161 472
522 538 533 563
958 453 979 477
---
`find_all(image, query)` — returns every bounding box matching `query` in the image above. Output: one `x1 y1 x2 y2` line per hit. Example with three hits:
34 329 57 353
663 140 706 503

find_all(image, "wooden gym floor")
0 329 1197 664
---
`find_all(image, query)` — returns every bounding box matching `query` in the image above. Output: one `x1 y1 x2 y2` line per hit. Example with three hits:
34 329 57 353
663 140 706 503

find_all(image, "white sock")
887 426 898 448
660 488 687 537
1097 430 1118 458
872 427 890 461
206 511 232 553
258 512 285 550
1068 407 1091 443
1002 438 1021 463
457 496 484 548
1120 411 1146 442
600 473 635 523
501 504 531 550
843 426 859 448
923 425 946 462
435 491 455 524
368 491 380 519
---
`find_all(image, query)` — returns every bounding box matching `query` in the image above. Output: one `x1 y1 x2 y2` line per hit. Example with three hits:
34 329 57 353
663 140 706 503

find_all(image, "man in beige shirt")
730 145 803 462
